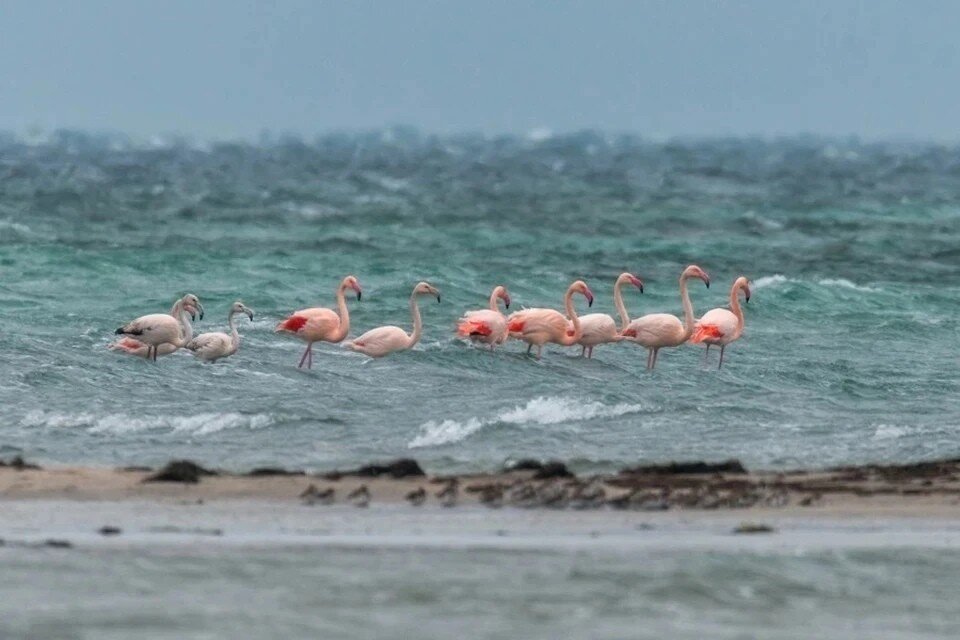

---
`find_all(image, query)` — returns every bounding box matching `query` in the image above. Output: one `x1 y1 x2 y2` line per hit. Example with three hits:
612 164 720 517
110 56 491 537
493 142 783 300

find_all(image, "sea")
1 129 958 638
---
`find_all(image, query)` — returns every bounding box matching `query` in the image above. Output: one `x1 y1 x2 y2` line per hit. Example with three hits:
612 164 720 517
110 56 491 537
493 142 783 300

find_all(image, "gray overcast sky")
1 0 958 140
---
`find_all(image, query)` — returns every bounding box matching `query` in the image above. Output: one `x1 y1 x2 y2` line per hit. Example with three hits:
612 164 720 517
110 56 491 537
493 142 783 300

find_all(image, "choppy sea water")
1 130 959 472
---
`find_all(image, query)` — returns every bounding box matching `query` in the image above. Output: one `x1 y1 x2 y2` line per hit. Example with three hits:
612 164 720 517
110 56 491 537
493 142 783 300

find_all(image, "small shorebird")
347 485 370 508
479 485 504 508
405 487 427 506
435 479 458 507
299 484 335 505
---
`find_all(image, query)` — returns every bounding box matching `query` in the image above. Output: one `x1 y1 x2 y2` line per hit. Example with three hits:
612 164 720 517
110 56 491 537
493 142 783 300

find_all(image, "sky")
1 0 959 140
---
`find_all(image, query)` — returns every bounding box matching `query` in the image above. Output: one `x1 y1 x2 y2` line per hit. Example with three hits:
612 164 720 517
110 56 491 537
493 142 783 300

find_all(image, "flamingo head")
618 272 644 293
494 285 511 309
571 280 594 307
414 281 441 303
734 276 751 303
342 275 362 301
683 265 710 288
181 294 204 320
231 301 255 321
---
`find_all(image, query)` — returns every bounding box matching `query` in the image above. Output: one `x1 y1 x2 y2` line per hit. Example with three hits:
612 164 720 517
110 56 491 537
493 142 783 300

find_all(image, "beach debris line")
143 460 218 484
98 526 122 536
0 455 41 470
733 522 776 534
324 458 425 480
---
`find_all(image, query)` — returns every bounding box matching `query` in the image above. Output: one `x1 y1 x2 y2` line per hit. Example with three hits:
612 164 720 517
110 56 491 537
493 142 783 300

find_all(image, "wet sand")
2 457 960 519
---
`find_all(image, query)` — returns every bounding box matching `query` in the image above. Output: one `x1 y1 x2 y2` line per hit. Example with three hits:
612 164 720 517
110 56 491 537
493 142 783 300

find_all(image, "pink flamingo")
506 280 594 359
344 282 441 358
275 275 362 369
456 285 511 351
186 301 254 363
573 273 643 358
114 295 203 361
621 265 710 369
109 294 203 359
691 276 750 368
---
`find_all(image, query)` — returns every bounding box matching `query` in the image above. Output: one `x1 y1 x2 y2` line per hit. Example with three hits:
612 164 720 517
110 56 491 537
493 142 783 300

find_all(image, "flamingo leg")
704 344 710 364
588 346 594 359
297 343 311 369
580 345 586 357
536 345 542 360
526 343 533 356
646 349 653 369
489 344 495 352
151 345 157 362
718 345 725 369
308 345 314 369
651 348 659 369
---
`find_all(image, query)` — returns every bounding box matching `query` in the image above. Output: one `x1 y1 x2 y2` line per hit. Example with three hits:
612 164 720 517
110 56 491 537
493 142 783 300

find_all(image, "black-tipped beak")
247 311 255 321
436 295 441 303
588 298 593 308
505 301 510 309
356 291 362 302
190 313 197 321
705 281 710 288
639 284 644 294
745 296 750 304
114 327 124 335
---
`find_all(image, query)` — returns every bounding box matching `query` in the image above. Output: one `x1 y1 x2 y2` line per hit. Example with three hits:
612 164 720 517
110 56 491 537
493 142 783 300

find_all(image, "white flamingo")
621 265 710 369
185 301 254 363
691 276 751 368
573 272 643 358
345 282 441 358
111 294 203 360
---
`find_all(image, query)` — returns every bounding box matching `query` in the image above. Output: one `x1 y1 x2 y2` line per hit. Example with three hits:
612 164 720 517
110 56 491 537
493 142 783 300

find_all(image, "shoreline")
2 456 959 519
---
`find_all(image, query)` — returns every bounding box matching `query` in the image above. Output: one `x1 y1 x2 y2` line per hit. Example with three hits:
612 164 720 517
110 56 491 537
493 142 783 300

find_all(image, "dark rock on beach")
246 467 305 477
0 455 41 470
327 458 426 479
144 460 218 484
533 461 574 479
620 460 748 476
98 526 122 536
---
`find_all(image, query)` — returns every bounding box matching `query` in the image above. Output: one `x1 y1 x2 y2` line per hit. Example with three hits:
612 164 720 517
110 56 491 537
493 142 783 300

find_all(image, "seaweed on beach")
144 460 218 484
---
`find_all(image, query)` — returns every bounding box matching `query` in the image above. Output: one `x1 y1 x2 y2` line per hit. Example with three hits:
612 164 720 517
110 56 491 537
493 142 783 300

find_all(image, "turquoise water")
1 130 958 471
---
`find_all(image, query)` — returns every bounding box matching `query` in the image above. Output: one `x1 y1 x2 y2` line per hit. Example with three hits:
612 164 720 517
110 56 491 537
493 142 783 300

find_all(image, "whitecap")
872 424 910 440
752 274 790 290
408 396 644 448
21 411 274 436
817 278 880 293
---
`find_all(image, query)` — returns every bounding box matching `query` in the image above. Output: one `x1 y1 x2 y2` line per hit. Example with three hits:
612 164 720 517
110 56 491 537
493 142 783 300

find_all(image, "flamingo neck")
407 293 423 348
488 289 500 312
227 311 240 349
174 302 193 348
729 284 745 338
333 284 350 341
561 289 581 345
613 279 630 333
679 275 695 340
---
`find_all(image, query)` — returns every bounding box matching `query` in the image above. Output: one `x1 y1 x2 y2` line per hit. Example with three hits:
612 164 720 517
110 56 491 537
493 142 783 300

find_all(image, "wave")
21 411 274 436
752 274 791 290
817 278 880 293
752 274 880 293
409 396 644 448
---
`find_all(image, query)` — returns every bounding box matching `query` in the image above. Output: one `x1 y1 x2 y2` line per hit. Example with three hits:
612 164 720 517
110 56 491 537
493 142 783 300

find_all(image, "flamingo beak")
585 289 594 307
356 290 362 301
745 287 751 304
114 327 124 335
504 295 511 309
197 302 205 320
437 295 442 303
631 276 644 293
704 277 710 288
247 310 255 321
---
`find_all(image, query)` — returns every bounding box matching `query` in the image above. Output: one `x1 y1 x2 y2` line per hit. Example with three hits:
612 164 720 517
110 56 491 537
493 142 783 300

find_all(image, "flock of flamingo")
110 265 751 369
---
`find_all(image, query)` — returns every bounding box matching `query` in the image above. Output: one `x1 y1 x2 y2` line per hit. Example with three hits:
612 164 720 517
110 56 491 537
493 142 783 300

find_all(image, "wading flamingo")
345 282 441 358
108 294 203 358
114 294 204 361
691 276 750 368
186 301 254 363
506 280 594 359
456 285 511 351
621 265 710 369
573 273 643 358
275 275 362 369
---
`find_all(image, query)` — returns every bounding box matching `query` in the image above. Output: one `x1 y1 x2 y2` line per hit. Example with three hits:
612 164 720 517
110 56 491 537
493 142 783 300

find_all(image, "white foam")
872 424 910 440
21 411 273 436
409 396 644 448
752 274 790 290
817 278 880 293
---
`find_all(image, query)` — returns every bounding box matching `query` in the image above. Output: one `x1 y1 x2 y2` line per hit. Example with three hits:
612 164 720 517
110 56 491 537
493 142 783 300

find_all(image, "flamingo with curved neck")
456 285 512 351
691 276 751 368
621 265 710 369
505 280 594 359
114 295 203 361
573 273 643 358
276 275 362 369
346 282 441 358
187 301 254 363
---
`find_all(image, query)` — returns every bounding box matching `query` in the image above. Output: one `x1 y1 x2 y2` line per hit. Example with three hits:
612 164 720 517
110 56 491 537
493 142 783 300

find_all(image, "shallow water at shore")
2 503 960 639
1 131 959 472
